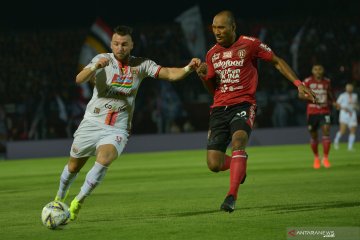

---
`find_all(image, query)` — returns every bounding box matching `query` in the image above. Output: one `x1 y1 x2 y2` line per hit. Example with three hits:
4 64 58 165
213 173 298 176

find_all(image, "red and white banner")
78 18 113 99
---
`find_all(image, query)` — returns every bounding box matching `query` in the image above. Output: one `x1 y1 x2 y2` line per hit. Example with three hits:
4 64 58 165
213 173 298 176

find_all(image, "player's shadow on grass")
254 201 360 214
173 209 220 217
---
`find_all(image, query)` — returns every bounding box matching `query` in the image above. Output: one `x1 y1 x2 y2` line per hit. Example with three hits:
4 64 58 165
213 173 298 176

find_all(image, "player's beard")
115 52 129 62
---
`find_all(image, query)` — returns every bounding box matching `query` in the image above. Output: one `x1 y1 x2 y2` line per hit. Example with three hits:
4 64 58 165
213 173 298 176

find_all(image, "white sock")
334 131 342 144
348 134 356 149
57 164 78 199
76 162 108 202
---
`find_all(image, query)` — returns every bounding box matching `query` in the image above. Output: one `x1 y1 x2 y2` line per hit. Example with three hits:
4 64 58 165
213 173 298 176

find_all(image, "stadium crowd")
0 16 359 147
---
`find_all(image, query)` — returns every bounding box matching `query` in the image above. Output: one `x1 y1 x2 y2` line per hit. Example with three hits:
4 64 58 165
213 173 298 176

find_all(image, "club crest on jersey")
212 53 220 62
237 49 246 58
222 51 233 59
130 67 139 76
93 107 100 114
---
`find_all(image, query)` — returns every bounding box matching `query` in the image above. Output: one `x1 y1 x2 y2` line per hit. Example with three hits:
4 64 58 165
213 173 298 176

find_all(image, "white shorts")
70 119 128 158
339 111 358 128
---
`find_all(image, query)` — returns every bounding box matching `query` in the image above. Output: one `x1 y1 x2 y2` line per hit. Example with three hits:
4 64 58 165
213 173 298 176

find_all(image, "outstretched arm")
270 54 317 103
76 57 110 84
158 58 201 81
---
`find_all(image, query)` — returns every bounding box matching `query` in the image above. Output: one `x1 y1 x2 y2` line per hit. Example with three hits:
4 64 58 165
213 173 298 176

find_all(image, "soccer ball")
41 201 70 229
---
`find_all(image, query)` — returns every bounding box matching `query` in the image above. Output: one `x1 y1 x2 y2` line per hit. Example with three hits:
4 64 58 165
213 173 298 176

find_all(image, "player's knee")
67 162 82 173
207 158 222 172
231 137 247 150
96 145 118 166
231 131 248 149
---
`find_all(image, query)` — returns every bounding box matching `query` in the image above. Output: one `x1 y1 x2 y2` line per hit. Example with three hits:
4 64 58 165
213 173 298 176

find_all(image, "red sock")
227 150 247 199
310 139 319 158
322 136 331 158
220 154 231 171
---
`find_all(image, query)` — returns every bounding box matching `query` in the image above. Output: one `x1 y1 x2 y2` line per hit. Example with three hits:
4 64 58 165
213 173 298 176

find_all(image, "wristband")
293 79 302 87
184 65 191 73
90 65 97 72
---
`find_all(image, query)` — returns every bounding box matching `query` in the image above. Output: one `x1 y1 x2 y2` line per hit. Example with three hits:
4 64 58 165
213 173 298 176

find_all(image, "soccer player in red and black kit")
301 65 336 169
196 10 316 213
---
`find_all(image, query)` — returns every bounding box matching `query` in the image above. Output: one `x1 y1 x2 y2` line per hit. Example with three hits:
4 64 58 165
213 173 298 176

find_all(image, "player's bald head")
345 83 353 92
212 10 237 47
214 10 236 27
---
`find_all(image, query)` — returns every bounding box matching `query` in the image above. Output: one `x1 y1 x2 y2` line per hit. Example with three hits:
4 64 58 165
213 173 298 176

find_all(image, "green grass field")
0 143 359 240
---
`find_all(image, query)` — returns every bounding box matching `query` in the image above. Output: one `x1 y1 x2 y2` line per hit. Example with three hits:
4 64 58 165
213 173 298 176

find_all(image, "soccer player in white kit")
53 25 201 221
333 83 359 151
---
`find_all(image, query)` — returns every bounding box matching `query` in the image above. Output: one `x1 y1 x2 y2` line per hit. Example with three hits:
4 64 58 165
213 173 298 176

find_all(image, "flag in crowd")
175 5 207 60
78 18 113 99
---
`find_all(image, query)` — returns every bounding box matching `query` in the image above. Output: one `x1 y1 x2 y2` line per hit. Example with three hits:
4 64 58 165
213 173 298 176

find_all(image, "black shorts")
207 102 257 152
307 114 331 131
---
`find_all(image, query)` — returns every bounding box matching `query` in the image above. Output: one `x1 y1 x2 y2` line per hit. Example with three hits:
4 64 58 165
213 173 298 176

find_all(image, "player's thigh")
207 108 231 154
349 126 357 134
68 156 90 173
96 132 128 166
307 115 320 133
229 104 256 149
70 121 102 158
339 112 351 130
348 114 358 131
319 114 331 136
339 123 348 134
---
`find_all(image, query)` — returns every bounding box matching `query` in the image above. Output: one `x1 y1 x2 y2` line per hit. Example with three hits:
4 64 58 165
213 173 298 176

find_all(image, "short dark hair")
113 25 133 36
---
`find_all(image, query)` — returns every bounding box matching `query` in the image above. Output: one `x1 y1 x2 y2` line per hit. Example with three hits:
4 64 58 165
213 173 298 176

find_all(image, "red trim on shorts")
154 66 162 78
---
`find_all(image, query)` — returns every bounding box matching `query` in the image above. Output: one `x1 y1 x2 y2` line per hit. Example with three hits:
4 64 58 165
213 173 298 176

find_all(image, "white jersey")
336 92 358 127
337 92 358 115
83 53 161 132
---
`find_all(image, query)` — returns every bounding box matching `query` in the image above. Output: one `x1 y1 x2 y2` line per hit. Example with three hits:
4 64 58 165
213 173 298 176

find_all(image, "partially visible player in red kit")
196 10 316 213
301 65 336 169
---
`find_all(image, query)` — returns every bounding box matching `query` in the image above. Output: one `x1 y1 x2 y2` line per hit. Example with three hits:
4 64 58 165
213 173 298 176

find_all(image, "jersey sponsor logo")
222 51 233 59
259 43 272 52
312 89 328 104
217 68 241 83
111 74 133 89
237 49 246 58
229 85 243 92
104 103 127 112
221 84 229 93
212 53 220 62
213 59 244 69
220 84 243 93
